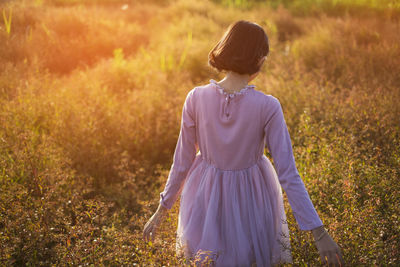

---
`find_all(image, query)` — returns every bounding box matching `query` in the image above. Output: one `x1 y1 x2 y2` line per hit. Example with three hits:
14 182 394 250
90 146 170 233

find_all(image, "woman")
143 20 345 266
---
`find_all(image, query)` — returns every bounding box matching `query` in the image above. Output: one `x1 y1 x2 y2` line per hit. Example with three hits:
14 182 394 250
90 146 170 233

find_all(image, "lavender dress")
160 79 323 266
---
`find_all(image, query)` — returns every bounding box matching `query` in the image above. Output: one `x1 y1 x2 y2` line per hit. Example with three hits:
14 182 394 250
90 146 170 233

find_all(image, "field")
0 0 399 265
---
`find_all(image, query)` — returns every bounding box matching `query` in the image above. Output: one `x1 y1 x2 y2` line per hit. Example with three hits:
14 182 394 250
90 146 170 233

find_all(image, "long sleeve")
159 89 198 210
264 96 323 230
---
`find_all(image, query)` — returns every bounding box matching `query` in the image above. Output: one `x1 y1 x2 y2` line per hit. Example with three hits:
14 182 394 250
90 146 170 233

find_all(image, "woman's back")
194 79 269 170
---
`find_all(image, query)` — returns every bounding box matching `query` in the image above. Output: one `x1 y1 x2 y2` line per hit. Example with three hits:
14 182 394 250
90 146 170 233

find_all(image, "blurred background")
0 0 399 265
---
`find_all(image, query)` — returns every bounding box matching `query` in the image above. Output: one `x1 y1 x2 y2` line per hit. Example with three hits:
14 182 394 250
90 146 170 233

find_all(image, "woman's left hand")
143 203 168 242
312 225 345 266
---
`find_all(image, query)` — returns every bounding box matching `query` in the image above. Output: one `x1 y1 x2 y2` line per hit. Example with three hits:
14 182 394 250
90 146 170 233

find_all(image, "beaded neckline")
210 79 255 99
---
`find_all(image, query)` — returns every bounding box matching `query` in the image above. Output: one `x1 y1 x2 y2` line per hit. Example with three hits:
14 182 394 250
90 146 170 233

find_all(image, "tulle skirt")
176 154 293 267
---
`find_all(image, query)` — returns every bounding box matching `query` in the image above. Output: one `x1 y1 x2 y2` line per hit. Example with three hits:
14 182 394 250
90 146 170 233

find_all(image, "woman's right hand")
143 203 168 243
312 225 345 266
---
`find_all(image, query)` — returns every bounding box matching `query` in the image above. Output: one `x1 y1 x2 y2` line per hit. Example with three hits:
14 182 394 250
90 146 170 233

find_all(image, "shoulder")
192 82 214 95
185 85 202 101
252 90 282 112
186 83 211 99
183 83 210 111
253 91 286 127
185 82 220 106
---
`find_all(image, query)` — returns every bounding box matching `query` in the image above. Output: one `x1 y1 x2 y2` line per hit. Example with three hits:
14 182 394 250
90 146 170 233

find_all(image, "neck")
218 71 251 93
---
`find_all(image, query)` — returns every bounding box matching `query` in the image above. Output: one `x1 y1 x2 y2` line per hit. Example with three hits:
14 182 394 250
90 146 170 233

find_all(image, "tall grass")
2 7 12 37
0 0 399 265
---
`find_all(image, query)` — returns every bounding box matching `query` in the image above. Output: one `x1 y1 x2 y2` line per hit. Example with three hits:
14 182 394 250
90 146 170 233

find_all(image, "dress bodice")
193 80 267 170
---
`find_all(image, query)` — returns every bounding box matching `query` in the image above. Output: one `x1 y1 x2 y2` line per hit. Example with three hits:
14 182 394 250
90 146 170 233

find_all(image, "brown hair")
208 20 269 75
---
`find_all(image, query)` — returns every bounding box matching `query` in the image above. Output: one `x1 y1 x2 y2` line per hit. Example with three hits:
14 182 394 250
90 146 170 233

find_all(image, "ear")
258 56 266 66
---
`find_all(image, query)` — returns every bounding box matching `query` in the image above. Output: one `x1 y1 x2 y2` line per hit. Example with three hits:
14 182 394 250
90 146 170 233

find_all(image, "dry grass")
0 0 399 265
